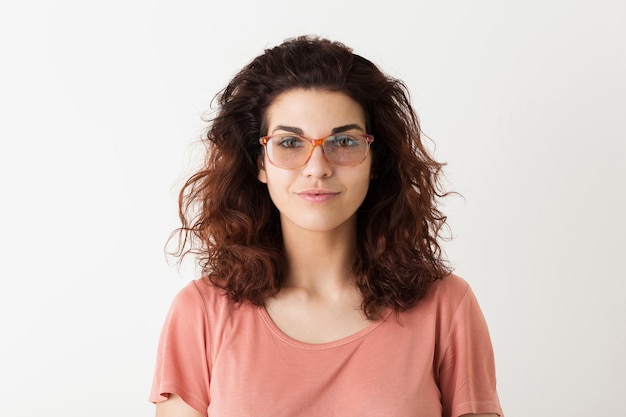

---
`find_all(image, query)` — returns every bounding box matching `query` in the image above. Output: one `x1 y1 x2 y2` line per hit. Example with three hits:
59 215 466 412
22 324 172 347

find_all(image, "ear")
257 154 267 183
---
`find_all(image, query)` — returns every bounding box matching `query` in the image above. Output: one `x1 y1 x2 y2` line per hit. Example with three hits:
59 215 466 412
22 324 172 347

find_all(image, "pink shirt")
150 274 503 416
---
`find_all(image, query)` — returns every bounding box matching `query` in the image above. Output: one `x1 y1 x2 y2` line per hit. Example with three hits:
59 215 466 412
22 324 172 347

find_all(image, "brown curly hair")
171 36 451 320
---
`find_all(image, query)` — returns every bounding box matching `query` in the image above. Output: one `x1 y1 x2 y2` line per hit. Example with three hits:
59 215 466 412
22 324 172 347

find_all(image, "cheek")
357 161 373 189
258 166 293 200
356 177 371 201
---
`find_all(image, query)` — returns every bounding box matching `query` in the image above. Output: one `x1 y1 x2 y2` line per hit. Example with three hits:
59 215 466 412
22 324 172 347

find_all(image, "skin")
258 89 372 238
155 88 499 417
156 394 202 417
258 88 373 343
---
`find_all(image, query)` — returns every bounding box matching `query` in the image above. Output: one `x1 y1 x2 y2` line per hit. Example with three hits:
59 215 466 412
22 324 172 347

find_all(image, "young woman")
150 36 503 417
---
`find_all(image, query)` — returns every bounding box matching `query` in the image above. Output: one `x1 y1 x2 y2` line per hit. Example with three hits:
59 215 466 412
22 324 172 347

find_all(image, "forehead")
266 89 366 134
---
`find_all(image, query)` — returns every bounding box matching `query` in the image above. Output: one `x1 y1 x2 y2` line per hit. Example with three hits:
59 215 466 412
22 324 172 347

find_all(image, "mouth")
296 190 339 202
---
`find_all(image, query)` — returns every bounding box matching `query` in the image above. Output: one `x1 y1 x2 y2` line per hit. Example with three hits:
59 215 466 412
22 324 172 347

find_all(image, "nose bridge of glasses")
306 137 331 163
310 137 327 148
302 137 331 168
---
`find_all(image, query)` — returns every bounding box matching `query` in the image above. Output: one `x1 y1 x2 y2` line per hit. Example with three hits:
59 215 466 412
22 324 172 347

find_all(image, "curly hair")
171 36 451 320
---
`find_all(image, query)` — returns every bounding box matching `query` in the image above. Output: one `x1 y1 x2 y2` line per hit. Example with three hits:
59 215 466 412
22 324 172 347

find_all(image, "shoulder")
172 276 227 303
424 273 472 306
166 277 236 321
400 273 480 325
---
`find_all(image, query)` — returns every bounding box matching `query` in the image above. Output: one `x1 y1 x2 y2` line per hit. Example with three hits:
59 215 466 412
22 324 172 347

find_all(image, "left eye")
328 135 359 147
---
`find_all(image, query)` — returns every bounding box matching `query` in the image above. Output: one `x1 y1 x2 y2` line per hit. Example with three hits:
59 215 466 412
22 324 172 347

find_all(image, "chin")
282 214 357 234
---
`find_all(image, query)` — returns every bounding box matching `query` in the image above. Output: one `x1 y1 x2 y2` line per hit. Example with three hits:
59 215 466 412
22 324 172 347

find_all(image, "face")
258 89 372 235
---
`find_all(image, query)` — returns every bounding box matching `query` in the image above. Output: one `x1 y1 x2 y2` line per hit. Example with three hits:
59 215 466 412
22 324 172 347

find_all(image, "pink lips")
296 190 339 202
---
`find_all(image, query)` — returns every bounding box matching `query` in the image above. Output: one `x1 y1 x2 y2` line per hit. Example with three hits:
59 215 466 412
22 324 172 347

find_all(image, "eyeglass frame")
259 133 374 170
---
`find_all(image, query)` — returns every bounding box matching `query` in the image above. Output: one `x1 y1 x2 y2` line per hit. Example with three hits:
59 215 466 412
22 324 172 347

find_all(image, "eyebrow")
271 124 365 135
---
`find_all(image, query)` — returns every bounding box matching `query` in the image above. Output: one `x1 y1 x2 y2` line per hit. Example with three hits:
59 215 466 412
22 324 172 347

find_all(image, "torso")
150 274 503 417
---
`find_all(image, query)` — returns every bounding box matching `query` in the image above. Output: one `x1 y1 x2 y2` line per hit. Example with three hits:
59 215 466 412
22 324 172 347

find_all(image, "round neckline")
257 304 392 350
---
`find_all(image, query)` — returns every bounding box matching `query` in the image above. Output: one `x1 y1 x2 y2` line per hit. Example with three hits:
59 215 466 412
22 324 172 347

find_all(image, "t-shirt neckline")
256 304 392 351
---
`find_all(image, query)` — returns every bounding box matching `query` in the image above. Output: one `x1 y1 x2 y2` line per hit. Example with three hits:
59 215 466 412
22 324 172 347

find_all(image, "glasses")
259 133 374 170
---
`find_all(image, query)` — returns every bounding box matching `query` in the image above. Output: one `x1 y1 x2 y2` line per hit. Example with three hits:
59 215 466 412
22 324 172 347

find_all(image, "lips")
295 189 339 202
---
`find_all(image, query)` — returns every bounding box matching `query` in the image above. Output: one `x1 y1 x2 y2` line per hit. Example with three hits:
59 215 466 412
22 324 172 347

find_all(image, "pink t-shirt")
150 274 503 417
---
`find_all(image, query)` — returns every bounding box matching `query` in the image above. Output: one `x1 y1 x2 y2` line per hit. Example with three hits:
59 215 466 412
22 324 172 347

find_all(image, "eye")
276 135 305 148
328 134 360 147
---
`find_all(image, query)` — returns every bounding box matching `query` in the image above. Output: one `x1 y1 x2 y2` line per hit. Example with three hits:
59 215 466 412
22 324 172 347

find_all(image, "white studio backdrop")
1 1 624 416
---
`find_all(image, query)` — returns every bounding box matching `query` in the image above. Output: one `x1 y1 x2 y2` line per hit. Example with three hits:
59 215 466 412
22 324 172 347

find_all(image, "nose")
302 145 332 177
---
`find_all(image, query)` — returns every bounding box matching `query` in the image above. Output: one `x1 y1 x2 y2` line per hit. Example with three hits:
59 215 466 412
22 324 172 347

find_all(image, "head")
174 36 450 318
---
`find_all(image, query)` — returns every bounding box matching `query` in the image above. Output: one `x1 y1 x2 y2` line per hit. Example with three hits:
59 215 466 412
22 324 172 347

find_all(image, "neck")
280 218 358 295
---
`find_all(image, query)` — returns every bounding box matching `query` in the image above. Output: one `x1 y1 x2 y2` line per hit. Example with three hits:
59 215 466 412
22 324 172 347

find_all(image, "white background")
1 1 624 416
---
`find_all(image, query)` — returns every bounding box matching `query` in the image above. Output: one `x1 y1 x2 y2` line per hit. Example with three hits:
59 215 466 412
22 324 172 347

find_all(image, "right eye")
275 136 305 148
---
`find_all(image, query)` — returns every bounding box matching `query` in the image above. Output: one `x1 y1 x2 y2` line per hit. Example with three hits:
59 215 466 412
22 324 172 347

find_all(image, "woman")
150 36 503 417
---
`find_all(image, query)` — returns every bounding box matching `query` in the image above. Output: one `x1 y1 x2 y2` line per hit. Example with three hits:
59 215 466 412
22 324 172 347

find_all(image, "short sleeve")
438 284 503 417
149 281 211 416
